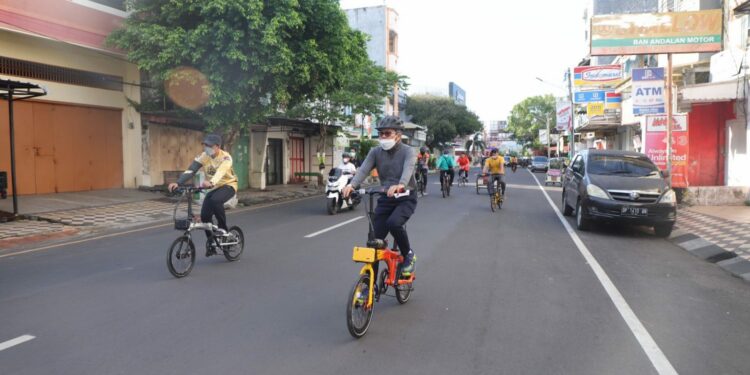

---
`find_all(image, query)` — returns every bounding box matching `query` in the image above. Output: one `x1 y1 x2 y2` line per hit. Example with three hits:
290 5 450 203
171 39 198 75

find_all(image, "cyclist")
343 116 418 277
169 133 238 255
483 148 506 197
457 153 471 182
510 155 518 173
416 146 430 191
436 149 456 188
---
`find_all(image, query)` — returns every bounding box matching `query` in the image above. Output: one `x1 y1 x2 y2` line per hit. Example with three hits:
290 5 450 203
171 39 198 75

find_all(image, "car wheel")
576 200 591 231
654 224 673 238
562 191 573 216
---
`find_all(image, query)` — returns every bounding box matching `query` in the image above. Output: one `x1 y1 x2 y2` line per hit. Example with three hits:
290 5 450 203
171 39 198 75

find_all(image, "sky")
339 0 589 126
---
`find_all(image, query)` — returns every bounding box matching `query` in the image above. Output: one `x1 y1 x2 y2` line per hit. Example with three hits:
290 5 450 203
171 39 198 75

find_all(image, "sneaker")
205 239 218 257
401 251 416 277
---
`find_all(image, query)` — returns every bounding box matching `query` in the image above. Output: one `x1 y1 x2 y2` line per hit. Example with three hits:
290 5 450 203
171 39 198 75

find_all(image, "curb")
668 229 750 282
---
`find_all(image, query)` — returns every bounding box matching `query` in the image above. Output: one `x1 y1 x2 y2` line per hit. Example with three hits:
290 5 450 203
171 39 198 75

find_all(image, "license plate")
621 206 648 216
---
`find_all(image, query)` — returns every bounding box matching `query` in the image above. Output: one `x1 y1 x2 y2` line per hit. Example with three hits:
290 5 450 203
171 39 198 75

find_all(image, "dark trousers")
372 193 417 257
440 169 455 187
488 174 506 196
418 167 428 186
201 185 235 236
459 169 469 179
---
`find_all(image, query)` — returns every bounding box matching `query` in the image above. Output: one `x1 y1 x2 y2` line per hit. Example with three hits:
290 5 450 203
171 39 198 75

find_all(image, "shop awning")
680 78 744 104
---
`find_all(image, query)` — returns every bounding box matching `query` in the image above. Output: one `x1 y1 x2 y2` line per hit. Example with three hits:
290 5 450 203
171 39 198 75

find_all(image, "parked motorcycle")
326 168 360 215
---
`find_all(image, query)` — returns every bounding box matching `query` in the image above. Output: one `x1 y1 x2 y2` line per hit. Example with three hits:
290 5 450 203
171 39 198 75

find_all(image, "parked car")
561 149 676 237
530 156 549 172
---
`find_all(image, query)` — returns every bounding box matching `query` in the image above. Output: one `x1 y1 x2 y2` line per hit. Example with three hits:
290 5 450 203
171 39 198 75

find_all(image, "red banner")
644 115 689 187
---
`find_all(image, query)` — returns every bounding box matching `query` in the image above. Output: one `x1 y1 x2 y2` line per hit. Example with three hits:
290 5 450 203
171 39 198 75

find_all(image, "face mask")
205 146 215 156
343 158 350 164
379 139 396 150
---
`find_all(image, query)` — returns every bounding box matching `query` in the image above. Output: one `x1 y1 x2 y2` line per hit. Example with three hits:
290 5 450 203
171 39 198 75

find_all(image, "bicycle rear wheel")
167 236 195 278
223 226 244 261
346 273 374 338
395 277 413 304
490 192 497 212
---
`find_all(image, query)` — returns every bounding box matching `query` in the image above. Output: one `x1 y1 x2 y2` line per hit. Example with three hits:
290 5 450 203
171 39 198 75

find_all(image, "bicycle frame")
172 187 238 246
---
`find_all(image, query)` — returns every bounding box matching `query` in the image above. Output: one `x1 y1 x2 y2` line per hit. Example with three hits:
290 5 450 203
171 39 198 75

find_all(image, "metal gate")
289 137 305 183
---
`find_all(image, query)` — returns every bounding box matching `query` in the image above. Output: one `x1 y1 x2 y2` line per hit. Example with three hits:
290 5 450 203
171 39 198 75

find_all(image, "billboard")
587 102 605 117
605 92 622 110
591 10 723 56
632 68 665 115
644 115 689 187
574 65 622 87
573 90 610 104
449 82 466 105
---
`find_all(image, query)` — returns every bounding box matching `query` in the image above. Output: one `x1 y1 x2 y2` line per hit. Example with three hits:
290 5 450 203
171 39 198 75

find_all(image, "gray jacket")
350 143 418 190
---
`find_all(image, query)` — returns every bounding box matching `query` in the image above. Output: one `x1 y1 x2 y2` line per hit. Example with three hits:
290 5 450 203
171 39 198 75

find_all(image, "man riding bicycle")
457 153 471 182
510 155 518 172
483 148 506 197
343 116 418 277
416 146 430 191
436 149 456 188
169 133 238 256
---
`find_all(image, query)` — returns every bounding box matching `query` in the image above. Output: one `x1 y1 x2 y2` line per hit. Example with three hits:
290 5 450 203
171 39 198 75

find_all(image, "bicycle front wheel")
395 278 413 304
346 274 374 338
167 236 196 278
223 226 244 261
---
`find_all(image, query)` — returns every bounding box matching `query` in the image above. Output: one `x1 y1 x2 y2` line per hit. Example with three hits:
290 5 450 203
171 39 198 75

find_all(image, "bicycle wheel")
395 276 412 304
446 178 451 196
441 177 447 198
222 226 244 261
490 192 497 212
167 236 195 278
346 273 374 338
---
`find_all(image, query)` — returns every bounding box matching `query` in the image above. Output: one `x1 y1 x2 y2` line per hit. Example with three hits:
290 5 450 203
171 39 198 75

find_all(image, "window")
571 155 583 174
389 30 398 55
0 56 123 91
587 155 660 177
89 0 126 11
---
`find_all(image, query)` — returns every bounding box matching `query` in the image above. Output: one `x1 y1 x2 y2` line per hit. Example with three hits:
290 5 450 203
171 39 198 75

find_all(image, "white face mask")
343 158 350 164
379 139 396 150
205 146 215 156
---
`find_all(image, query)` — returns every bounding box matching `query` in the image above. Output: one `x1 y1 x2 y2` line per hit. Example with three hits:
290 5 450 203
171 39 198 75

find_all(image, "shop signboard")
632 67 665 115
573 90 609 103
590 10 723 56
574 65 622 87
644 114 689 188
587 102 605 117
556 100 572 131
605 92 622 110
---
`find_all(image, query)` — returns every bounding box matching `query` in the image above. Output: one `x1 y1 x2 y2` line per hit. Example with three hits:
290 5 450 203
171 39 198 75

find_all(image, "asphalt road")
1 168 750 374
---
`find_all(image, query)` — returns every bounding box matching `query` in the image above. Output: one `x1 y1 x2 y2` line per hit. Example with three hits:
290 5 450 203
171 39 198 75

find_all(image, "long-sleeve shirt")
177 149 238 191
350 142 417 190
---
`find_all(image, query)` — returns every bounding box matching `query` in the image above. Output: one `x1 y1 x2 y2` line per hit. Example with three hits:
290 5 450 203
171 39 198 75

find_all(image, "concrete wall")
142 124 204 186
0 29 144 188
345 7 386 67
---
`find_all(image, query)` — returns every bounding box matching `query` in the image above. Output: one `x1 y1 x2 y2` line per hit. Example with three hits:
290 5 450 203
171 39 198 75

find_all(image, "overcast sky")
339 0 589 125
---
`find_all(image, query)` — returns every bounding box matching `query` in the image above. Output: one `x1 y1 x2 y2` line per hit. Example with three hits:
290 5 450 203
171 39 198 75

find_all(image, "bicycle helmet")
420 146 428 153
489 148 498 155
375 115 404 131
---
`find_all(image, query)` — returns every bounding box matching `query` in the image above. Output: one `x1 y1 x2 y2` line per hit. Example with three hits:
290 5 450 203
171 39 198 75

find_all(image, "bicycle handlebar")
173 186 209 194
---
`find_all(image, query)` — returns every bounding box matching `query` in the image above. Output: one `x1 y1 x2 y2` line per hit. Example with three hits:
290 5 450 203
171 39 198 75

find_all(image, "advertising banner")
644 114 689 187
591 10 723 56
587 102 605 117
539 129 548 145
556 100 572 131
573 90 610 103
574 65 622 87
632 68 665 115
605 92 622 110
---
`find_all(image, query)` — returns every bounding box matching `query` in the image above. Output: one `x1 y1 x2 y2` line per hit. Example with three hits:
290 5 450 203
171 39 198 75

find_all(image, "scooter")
326 168 360 215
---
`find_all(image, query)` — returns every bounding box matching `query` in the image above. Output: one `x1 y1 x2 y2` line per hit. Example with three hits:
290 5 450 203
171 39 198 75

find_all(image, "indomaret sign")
591 10 722 55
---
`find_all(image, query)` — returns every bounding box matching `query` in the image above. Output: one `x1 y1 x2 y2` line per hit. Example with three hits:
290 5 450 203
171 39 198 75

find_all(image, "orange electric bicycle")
346 188 415 338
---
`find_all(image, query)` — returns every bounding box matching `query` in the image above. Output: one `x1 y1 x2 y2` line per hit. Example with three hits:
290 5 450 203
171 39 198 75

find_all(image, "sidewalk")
670 205 750 281
0 185 321 249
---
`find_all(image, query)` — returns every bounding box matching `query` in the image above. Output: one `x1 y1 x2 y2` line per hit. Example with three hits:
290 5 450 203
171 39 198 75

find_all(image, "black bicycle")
415 167 427 197
440 171 451 198
167 186 245 278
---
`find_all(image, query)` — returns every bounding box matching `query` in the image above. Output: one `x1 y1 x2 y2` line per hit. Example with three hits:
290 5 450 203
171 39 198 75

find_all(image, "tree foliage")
507 95 556 146
109 0 396 141
405 95 483 149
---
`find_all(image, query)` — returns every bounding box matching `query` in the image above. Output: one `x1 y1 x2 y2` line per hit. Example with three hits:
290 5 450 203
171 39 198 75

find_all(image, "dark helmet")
489 148 499 155
420 146 428 153
375 115 404 131
443 149 451 155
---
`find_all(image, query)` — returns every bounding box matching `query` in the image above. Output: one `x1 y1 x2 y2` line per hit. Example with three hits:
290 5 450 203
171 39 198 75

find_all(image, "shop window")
0 56 123 91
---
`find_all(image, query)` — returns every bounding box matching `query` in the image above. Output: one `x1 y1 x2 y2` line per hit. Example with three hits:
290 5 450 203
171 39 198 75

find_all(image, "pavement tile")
719 258 750 275
679 237 714 251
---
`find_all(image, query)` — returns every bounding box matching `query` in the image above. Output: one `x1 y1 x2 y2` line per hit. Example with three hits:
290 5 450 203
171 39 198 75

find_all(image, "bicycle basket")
174 218 191 230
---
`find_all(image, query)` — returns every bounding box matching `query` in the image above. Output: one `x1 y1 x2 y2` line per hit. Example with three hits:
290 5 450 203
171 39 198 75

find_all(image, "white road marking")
0 195 319 259
304 216 364 238
0 335 35 352
528 170 678 375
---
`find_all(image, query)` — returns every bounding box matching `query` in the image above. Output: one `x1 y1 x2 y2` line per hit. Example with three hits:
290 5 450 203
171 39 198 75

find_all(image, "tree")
405 95 483 149
507 95 556 147
108 0 373 148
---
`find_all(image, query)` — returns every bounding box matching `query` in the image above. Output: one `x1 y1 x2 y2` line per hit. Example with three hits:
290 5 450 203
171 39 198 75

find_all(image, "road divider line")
528 170 678 375
0 195 319 259
304 216 364 238
0 335 35 352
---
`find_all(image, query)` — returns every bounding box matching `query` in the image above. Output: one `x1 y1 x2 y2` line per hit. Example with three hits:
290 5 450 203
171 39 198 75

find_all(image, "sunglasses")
378 130 396 138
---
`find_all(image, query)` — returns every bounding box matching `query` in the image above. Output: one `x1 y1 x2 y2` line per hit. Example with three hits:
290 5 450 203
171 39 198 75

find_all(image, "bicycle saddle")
367 239 388 249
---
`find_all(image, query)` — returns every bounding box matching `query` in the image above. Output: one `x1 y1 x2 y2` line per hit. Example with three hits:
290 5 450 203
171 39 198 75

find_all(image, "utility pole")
546 116 551 159
567 67 576 159
665 53 673 187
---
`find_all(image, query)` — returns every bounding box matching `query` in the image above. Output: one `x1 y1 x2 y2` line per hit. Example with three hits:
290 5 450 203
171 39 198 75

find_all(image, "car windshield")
587 155 660 177
533 157 548 163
